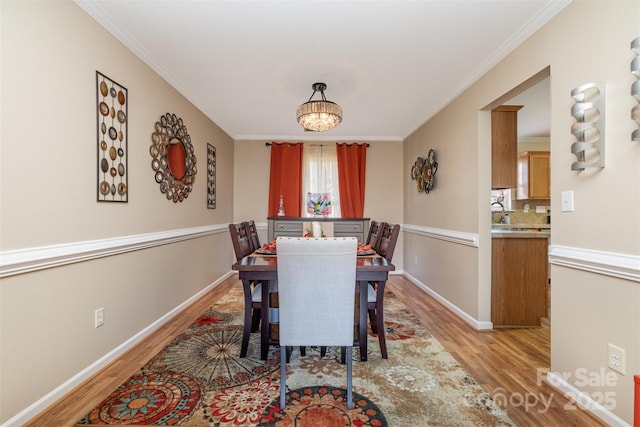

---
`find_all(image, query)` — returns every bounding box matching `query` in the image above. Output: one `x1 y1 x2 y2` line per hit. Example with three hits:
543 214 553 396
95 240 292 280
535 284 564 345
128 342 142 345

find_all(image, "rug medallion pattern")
78 285 515 426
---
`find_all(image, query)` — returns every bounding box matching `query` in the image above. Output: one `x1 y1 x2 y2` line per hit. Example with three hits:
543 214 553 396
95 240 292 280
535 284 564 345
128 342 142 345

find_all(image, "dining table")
232 250 395 361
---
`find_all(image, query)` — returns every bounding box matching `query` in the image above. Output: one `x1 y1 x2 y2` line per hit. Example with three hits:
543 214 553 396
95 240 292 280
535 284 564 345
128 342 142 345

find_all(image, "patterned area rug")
77 284 515 426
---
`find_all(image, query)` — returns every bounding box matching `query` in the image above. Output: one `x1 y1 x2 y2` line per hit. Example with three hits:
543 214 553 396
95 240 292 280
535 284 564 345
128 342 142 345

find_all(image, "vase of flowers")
306 192 331 217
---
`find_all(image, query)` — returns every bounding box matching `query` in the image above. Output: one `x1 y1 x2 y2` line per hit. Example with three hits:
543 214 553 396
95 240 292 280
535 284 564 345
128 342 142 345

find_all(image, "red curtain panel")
268 142 303 217
336 143 367 218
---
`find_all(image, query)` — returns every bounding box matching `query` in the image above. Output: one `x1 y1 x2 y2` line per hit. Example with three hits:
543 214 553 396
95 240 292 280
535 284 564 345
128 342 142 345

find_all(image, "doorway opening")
487 66 551 329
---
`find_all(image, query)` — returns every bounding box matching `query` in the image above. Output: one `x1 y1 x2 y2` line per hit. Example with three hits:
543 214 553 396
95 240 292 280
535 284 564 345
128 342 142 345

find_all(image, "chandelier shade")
296 82 343 132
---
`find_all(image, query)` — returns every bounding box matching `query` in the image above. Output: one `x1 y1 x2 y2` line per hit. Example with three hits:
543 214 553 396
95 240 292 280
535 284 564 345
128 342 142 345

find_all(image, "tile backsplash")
492 210 550 224
492 199 551 225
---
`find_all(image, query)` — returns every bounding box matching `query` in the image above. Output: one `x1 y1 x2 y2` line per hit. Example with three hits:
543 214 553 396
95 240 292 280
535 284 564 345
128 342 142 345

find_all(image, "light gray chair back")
276 237 358 409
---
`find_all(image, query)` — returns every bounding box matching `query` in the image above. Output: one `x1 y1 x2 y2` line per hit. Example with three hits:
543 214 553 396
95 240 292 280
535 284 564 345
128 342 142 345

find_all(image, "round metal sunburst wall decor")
149 113 197 203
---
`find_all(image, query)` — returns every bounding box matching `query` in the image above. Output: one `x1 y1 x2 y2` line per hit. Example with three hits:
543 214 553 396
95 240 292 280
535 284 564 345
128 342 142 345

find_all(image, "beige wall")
233 139 404 270
2 0 639 424
404 1 640 423
0 2 234 423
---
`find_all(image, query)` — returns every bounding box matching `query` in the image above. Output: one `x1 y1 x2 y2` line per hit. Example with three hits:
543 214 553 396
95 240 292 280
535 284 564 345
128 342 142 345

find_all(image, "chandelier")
296 82 343 132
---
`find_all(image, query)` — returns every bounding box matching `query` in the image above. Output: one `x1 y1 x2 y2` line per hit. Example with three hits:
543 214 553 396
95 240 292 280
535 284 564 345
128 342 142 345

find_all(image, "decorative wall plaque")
96 71 128 202
149 113 197 202
410 149 438 193
632 36 640 141
207 143 216 209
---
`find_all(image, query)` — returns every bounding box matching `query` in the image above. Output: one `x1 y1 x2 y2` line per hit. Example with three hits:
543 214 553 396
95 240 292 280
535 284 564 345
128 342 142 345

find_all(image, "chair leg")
280 346 286 409
368 308 377 333
346 346 353 409
251 308 261 332
320 346 327 358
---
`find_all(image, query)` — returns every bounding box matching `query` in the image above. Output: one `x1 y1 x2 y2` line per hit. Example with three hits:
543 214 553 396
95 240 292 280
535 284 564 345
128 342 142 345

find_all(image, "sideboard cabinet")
267 217 370 243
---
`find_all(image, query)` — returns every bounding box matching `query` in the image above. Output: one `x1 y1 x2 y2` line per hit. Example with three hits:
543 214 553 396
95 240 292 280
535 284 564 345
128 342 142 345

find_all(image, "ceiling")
508 76 550 139
77 0 564 141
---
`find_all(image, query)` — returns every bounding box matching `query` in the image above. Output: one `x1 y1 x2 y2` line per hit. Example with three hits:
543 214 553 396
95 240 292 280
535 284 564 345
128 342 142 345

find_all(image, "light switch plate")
561 191 575 212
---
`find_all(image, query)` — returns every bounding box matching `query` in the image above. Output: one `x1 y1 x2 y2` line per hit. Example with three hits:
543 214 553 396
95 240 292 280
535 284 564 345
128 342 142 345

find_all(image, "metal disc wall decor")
631 36 640 141
149 113 197 202
206 143 216 209
96 71 128 202
410 149 438 193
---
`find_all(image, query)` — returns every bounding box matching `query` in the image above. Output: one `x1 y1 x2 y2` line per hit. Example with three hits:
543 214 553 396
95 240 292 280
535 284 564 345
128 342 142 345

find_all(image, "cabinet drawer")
334 222 364 233
273 221 303 233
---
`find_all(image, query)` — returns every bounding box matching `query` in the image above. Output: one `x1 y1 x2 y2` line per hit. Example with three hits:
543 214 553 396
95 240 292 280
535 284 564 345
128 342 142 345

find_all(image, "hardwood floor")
25 274 606 426
388 276 606 427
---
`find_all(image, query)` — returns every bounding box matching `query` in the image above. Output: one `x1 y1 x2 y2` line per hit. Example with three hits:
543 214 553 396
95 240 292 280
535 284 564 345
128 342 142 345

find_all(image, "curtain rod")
265 142 369 147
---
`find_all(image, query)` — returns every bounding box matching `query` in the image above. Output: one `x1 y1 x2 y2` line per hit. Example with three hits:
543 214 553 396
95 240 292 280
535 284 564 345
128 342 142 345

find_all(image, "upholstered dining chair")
229 222 264 358
367 222 400 359
276 237 358 410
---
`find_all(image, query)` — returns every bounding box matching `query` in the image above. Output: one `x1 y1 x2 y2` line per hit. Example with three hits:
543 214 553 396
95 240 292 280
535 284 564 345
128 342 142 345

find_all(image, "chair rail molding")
402 224 478 247
0 224 226 278
548 245 640 283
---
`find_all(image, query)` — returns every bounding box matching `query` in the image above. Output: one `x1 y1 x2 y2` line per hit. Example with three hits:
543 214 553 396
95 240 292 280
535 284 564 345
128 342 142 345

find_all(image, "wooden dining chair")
367 222 400 359
366 220 385 251
276 237 358 410
245 220 261 253
229 222 264 357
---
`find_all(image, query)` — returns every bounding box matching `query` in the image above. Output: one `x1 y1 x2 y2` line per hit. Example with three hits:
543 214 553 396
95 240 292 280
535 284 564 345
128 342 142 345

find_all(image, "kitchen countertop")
491 223 551 238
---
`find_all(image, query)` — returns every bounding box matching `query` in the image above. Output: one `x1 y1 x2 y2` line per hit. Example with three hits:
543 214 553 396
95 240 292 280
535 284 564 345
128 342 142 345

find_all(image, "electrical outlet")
94 307 104 328
414 256 418 265
607 343 625 375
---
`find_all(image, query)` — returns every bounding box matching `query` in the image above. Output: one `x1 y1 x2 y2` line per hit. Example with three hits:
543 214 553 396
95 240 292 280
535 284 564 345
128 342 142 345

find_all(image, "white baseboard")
4 272 233 427
402 272 493 330
546 372 631 427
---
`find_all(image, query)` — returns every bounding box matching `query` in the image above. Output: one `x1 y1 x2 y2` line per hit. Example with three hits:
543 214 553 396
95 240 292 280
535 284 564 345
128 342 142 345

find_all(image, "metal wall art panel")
570 82 605 170
96 71 128 202
632 36 640 141
207 143 216 209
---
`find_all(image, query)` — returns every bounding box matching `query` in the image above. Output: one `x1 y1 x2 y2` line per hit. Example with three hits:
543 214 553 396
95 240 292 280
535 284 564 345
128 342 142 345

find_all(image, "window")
491 189 512 211
302 144 341 217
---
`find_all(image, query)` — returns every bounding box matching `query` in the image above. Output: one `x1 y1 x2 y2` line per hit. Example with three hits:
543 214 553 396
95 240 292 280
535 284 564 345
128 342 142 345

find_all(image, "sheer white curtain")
302 144 341 218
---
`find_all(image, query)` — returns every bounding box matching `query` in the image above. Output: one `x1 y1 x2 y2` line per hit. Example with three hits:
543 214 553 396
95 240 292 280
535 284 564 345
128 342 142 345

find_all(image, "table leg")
359 280 368 361
240 280 252 358
261 279 270 360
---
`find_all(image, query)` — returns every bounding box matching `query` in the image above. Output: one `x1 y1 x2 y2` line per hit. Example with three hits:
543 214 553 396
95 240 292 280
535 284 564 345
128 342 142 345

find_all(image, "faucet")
491 201 505 213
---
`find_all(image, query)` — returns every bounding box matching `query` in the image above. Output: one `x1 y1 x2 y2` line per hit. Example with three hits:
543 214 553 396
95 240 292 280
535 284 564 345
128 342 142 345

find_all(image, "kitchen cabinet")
491 234 548 327
491 105 523 189
517 151 550 200
268 217 370 242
